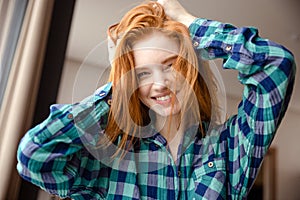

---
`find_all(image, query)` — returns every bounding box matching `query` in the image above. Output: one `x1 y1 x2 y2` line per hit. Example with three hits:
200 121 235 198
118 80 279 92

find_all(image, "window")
0 0 28 108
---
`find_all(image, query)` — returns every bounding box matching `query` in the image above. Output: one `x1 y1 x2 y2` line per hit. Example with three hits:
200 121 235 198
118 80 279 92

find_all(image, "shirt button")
177 171 181 177
208 161 214 168
67 113 73 119
225 45 232 51
99 91 106 97
193 41 199 47
107 99 112 105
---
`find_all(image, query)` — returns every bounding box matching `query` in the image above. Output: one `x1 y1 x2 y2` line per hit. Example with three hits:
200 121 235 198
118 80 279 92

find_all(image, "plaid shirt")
17 18 295 200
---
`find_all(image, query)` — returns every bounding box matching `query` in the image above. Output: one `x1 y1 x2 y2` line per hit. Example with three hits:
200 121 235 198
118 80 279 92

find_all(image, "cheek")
138 85 151 101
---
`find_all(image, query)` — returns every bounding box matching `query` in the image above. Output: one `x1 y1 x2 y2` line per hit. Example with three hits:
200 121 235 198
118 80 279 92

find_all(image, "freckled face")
133 32 184 117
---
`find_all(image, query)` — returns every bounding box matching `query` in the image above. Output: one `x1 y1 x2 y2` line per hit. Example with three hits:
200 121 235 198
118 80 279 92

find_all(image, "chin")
153 106 181 117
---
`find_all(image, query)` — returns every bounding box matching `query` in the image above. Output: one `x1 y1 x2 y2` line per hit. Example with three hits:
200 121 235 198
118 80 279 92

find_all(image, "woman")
17 0 295 199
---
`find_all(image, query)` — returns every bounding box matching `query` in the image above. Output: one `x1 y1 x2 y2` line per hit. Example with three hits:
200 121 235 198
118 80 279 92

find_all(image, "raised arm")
17 83 112 198
191 16 295 194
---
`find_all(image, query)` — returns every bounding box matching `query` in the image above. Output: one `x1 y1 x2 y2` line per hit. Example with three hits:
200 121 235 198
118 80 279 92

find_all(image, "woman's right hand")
157 0 196 27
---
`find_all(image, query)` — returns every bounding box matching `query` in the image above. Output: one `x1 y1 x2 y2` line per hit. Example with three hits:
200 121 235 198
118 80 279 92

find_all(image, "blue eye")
137 71 150 79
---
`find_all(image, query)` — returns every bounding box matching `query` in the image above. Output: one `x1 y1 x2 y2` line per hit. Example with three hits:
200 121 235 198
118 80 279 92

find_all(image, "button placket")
177 170 181 177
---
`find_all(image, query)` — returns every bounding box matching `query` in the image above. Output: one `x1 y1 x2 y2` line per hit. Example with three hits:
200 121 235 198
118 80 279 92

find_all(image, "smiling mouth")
155 94 171 101
150 93 175 105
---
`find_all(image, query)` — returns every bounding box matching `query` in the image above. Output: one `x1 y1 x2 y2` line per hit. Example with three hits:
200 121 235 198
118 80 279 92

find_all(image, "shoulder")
48 82 113 125
93 82 113 99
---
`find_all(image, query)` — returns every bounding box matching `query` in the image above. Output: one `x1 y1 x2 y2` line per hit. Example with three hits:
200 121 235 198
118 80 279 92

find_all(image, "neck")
155 113 184 161
155 113 181 142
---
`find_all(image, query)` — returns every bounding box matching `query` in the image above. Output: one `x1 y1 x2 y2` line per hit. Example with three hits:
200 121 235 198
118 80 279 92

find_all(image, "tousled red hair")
104 1 213 155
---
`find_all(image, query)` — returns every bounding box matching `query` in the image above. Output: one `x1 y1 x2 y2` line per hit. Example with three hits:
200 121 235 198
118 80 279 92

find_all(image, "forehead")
133 32 179 66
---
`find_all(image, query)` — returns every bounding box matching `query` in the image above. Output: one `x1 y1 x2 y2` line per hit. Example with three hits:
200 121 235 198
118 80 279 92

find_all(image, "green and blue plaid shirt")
17 18 295 200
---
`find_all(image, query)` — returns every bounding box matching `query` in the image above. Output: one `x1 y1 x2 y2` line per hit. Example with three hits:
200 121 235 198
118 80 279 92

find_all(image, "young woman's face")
133 32 184 117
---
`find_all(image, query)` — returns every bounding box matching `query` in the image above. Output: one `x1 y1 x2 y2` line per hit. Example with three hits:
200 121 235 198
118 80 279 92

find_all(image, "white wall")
57 59 109 104
272 109 300 200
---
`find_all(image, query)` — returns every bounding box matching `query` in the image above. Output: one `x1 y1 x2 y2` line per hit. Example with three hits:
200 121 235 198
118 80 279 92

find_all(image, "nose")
152 71 170 90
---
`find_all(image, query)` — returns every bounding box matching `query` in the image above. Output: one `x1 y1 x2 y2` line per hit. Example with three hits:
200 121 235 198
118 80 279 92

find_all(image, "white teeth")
156 95 171 101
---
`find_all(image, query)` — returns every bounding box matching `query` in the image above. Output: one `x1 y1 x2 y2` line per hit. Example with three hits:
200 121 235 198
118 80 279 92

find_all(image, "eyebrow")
162 54 178 65
134 54 178 70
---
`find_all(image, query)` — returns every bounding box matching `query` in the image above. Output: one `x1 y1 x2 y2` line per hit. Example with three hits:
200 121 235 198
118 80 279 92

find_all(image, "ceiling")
65 0 300 112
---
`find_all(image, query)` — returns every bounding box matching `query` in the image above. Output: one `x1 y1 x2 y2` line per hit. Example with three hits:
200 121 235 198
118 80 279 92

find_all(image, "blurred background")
0 0 299 199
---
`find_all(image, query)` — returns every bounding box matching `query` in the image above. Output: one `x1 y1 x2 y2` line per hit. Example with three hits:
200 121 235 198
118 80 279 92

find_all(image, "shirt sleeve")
189 18 296 196
16 83 112 198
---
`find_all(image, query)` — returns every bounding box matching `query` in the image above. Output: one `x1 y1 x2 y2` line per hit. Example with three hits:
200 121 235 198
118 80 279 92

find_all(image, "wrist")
179 14 196 27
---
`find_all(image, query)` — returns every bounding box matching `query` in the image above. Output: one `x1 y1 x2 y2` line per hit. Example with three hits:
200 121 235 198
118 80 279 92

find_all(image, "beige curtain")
0 0 54 199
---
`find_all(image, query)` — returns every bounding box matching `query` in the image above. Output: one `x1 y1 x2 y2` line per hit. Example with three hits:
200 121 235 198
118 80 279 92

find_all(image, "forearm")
189 18 295 73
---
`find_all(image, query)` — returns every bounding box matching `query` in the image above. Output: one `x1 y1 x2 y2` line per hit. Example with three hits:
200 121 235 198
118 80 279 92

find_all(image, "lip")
150 92 175 105
151 91 172 99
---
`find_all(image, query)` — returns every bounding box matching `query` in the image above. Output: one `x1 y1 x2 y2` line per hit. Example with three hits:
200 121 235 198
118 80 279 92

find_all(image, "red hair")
105 1 213 155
